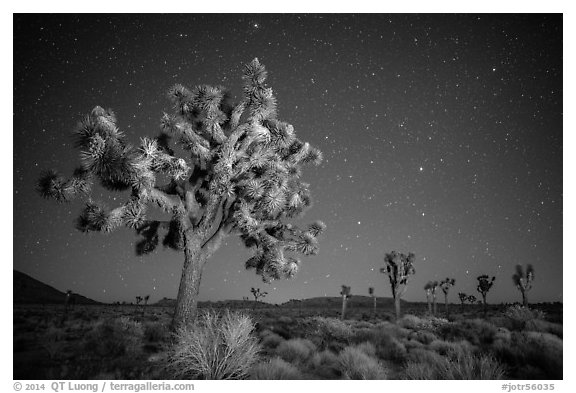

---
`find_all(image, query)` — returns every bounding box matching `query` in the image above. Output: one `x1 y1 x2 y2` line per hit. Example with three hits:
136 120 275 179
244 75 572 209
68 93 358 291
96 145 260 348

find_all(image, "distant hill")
13 270 101 305
282 296 402 308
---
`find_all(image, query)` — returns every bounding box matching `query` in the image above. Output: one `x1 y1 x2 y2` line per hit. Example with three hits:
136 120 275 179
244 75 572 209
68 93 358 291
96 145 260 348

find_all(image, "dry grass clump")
404 347 505 380
84 316 144 357
338 345 387 379
504 305 546 330
275 338 316 363
143 322 169 342
166 310 261 380
260 330 285 349
311 317 353 346
250 357 302 379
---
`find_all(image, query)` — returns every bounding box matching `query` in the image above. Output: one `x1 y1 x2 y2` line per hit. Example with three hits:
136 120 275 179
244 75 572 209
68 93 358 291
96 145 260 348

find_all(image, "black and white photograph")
10 7 568 384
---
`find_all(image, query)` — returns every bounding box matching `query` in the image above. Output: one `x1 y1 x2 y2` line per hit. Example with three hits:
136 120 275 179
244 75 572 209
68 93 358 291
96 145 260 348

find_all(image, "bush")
311 317 353 347
437 319 497 346
338 346 387 379
493 331 562 379
428 339 474 359
250 357 302 379
143 322 168 342
504 305 546 330
260 330 285 349
309 350 341 379
276 338 316 363
404 348 505 380
167 310 261 379
84 316 144 358
524 319 563 337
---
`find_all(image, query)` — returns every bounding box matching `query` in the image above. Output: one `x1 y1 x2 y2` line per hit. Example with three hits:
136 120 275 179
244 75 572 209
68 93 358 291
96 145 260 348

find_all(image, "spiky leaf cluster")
512 264 535 293
439 277 456 295
476 275 496 296
38 58 324 282
380 251 416 297
424 280 439 296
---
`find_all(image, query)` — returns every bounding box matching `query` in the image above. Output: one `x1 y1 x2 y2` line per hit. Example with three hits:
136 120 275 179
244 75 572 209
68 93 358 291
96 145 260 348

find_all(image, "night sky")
13 14 562 305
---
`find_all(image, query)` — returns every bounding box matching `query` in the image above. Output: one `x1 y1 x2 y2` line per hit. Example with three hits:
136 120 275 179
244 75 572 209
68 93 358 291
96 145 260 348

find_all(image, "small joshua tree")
340 285 352 320
424 281 437 315
37 58 325 329
250 287 267 302
477 275 496 315
135 296 143 305
458 292 468 312
380 251 416 320
467 294 477 305
512 264 535 306
144 295 150 306
440 277 456 315
368 286 377 317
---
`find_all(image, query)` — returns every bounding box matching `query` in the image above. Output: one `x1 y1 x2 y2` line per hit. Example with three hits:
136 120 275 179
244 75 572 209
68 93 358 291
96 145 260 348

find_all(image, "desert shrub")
143 322 168 342
41 325 67 359
250 357 302 379
428 339 474 359
504 305 546 330
260 330 285 349
355 341 377 358
338 345 387 379
84 316 144 358
408 330 438 345
368 328 408 362
437 319 497 346
493 331 562 379
398 314 422 330
278 316 293 324
166 310 261 379
311 317 353 346
309 349 341 379
404 348 505 380
276 338 316 363
524 319 563 338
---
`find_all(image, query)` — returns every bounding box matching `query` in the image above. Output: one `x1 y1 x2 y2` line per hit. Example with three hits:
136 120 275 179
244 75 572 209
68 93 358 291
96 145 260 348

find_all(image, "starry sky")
13 14 562 305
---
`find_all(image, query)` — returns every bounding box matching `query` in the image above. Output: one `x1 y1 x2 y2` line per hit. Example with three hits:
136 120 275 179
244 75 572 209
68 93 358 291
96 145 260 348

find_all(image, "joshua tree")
512 264 535 306
467 294 477 304
37 58 325 329
458 292 468 312
144 295 150 306
250 287 267 302
340 285 352 320
477 275 496 315
380 251 416 320
135 296 143 305
368 286 377 317
424 281 437 315
440 277 456 315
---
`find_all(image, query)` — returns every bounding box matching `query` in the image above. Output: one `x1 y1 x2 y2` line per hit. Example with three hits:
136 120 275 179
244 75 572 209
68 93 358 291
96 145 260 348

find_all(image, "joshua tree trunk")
444 293 448 315
482 294 487 316
433 295 437 316
372 296 377 318
172 232 207 330
341 294 348 320
394 294 401 320
427 296 432 315
521 290 528 307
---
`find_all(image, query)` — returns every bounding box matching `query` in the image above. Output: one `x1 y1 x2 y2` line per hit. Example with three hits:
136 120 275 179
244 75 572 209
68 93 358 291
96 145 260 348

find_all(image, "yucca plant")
37 58 325 329
368 286 377 317
477 275 496 316
424 281 439 316
250 287 268 302
340 285 352 320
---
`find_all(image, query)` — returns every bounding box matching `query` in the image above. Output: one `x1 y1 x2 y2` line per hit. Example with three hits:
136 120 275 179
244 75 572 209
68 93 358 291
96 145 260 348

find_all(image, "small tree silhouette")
424 281 439 315
440 277 456 315
368 286 376 317
477 275 496 316
467 294 477 304
340 285 352 320
250 287 267 302
380 251 416 320
135 296 143 305
458 292 468 312
512 264 535 306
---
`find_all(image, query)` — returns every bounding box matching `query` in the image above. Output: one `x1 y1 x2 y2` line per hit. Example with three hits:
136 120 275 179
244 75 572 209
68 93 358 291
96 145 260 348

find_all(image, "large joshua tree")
477 275 496 315
439 277 456 315
380 251 416 320
512 264 535 306
37 58 325 329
